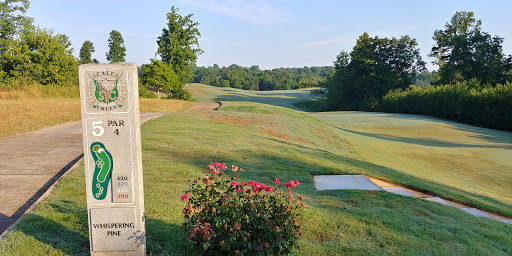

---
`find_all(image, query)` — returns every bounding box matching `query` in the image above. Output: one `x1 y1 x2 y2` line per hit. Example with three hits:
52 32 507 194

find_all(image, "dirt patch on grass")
211 114 265 127
260 128 289 140
413 210 428 217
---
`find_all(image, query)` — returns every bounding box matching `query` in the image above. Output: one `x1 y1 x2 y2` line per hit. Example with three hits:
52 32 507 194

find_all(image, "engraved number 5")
92 121 104 136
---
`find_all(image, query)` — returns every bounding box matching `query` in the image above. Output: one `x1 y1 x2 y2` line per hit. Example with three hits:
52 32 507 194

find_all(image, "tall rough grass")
381 80 512 130
0 80 80 99
0 82 193 138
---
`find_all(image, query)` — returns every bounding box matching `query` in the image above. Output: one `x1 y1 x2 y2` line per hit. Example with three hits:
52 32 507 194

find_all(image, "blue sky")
27 0 512 71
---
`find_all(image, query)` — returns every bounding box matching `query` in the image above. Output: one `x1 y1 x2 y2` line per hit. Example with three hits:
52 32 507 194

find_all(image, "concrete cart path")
0 112 166 234
313 175 512 224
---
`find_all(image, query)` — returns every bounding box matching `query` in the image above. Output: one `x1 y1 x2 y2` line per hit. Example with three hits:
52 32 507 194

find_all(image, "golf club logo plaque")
79 63 146 255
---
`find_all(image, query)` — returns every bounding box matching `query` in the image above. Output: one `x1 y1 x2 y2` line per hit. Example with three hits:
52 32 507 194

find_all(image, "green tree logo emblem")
88 73 125 109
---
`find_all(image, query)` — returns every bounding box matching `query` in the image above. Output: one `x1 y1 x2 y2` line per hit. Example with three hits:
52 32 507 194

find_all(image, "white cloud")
176 0 291 24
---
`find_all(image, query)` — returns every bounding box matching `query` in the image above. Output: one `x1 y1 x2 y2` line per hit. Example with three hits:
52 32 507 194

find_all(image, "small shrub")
138 81 156 98
181 162 306 255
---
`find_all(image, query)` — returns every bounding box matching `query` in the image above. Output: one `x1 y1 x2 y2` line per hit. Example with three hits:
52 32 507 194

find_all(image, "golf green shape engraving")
90 142 113 200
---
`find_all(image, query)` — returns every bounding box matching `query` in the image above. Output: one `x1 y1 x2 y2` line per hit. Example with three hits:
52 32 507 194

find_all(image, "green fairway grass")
190 84 512 216
186 83 315 111
310 111 512 215
1 102 511 255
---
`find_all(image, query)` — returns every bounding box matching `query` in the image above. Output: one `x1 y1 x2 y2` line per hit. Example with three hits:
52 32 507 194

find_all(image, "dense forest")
192 65 332 91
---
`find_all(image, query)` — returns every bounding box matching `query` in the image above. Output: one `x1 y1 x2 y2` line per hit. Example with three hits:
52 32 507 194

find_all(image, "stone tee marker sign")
79 63 146 255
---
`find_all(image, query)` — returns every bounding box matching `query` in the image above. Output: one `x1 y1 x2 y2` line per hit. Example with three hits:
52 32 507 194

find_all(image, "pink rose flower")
284 181 295 188
181 192 190 201
214 162 227 169
273 178 280 185
231 180 238 186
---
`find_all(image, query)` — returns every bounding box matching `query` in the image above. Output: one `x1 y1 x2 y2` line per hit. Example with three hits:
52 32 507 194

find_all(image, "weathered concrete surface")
0 112 166 235
314 175 512 224
423 196 451 206
313 175 383 191
461 208 492 218
382 187 417 197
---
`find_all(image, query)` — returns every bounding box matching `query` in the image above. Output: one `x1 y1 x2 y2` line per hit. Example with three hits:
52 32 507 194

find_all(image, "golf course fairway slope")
1 85 510 255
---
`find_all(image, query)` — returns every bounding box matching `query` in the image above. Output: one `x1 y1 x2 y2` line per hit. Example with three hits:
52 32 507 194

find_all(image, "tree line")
316 11 512 130
193 65 332 91
1 1 201 101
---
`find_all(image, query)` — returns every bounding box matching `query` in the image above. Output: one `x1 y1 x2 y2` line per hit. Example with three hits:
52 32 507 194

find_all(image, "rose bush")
181 162 305 255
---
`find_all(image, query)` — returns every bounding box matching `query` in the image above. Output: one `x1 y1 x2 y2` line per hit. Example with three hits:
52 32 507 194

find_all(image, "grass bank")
311 111 512 216
1 102 510 255
188 84 512 216
186 83 315 111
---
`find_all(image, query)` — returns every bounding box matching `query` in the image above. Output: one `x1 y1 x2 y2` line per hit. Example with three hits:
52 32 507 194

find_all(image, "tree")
430 11 510 85
320 32 425 110
193 64 331 91
79 40 96 64
0 1 78 86
0 0 32 79
106 30 126 63
7 27 78 85
140 59 192 100
0 0 32 46
157 6 203 84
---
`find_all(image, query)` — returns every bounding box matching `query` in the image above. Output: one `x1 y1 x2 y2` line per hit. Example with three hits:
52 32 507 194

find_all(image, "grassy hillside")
189 84 512 216
1 102 510 255
186 83 315 111
311 111 512 216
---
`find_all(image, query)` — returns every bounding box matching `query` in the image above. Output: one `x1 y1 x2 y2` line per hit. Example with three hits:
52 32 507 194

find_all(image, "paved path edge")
0 155 84 241
0 112 167 241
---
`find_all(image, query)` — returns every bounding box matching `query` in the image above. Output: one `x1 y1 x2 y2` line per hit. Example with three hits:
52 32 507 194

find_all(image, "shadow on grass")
314 110 512 146
15 209 89 255
454 125 512 145
334 126 512 149
164 133 512 217
212 92 310 112
11 203 192 255
148 144 512 254
146 219 194 256
313 189 512 255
